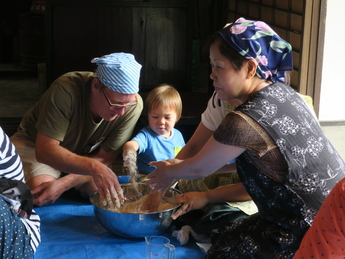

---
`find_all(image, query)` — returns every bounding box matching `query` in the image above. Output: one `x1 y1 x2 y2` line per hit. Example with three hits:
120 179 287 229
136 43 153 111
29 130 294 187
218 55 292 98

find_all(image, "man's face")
92 78 137 121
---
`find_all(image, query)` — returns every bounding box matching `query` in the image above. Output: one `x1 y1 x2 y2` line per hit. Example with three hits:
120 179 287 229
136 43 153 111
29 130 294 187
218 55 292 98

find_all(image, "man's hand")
31 180 66 206
92 166 124 208
34 131 124 207
171 192 209 220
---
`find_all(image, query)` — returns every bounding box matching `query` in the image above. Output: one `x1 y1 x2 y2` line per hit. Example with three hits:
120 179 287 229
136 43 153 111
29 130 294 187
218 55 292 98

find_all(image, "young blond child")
122 84 185 175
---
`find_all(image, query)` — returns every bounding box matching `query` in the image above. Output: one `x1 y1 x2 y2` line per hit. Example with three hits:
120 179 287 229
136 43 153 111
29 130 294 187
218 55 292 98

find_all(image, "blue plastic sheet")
33 193 205 259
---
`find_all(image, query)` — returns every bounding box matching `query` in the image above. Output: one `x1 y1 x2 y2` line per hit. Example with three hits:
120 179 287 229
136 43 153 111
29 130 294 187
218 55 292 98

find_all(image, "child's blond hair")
145 84 182 121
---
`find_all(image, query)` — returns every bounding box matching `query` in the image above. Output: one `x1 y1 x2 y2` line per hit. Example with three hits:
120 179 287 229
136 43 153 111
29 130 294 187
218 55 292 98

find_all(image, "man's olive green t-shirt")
18 71 143 156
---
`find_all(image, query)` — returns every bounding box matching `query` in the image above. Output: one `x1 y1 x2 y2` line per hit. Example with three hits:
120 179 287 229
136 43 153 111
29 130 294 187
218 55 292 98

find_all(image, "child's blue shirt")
132 126 185 174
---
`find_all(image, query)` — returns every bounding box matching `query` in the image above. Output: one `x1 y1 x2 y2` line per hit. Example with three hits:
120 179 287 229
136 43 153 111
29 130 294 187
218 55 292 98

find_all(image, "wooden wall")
45 0 194 92
226 0 306 92
223 0 326 116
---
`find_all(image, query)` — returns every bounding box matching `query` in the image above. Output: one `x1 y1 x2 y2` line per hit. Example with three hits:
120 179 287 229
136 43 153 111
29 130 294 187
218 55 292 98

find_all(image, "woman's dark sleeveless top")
234 82 345 228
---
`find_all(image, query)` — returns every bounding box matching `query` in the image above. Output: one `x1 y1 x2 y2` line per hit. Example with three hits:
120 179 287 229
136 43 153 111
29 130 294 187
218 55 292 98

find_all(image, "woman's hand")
141 192 161 212
172 192 209 220
146 160 180 194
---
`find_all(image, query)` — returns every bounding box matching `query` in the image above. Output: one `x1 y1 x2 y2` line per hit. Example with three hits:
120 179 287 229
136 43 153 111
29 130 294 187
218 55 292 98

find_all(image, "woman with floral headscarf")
145 18 345 258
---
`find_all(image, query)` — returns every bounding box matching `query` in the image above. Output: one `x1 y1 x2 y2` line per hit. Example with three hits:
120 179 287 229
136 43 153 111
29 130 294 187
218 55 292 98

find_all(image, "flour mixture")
109 194 174 213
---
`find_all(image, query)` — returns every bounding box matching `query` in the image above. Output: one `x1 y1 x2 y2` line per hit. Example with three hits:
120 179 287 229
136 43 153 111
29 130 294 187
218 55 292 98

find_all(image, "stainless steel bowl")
90 183 181 238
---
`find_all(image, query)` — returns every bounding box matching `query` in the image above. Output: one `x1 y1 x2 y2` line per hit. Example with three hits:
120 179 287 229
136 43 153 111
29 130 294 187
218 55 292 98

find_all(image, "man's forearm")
36 135 116 179
57 173 93 191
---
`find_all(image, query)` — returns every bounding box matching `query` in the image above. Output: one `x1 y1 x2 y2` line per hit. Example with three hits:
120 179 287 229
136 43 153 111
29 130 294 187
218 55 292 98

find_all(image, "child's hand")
122 150 137 168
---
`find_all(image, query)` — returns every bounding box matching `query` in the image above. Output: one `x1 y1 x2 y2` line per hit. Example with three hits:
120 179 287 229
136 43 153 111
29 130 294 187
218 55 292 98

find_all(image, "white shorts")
10 132 61 182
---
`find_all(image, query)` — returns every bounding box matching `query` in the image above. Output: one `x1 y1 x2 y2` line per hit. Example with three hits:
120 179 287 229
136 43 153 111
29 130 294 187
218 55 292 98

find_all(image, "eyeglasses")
102 88 138 110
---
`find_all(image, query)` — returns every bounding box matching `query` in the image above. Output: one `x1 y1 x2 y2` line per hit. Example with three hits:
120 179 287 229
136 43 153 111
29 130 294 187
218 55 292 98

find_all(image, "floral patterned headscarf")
217 18 293 82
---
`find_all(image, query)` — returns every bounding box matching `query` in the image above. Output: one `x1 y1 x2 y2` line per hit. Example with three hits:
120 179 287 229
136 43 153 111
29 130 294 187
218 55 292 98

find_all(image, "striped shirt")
0 127 41 252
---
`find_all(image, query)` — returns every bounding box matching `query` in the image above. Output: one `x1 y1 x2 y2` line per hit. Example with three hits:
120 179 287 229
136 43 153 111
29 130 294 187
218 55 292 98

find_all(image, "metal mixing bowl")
90 183 181 238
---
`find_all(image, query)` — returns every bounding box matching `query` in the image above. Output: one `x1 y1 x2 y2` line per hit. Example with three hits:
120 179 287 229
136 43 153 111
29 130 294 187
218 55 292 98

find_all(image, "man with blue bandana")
11 52 143 207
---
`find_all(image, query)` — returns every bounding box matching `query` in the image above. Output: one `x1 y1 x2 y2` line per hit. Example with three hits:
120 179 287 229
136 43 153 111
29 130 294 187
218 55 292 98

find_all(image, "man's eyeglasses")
102 88 138 110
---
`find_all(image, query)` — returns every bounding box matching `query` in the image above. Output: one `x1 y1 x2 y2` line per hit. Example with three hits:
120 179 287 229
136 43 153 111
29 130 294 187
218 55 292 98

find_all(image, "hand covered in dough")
92 166 124 208
122 149 137 169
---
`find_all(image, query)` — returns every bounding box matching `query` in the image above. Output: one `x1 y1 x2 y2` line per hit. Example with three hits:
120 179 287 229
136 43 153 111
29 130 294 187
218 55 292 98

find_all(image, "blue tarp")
33 192 206 259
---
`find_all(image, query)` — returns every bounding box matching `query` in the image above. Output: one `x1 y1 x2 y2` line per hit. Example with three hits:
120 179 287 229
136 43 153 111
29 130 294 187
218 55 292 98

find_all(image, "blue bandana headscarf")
91 52 142 94
218 18 293 82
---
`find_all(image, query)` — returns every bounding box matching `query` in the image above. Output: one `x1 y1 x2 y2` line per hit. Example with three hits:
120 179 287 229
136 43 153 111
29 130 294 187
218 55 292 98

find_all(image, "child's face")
148 105 178 137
